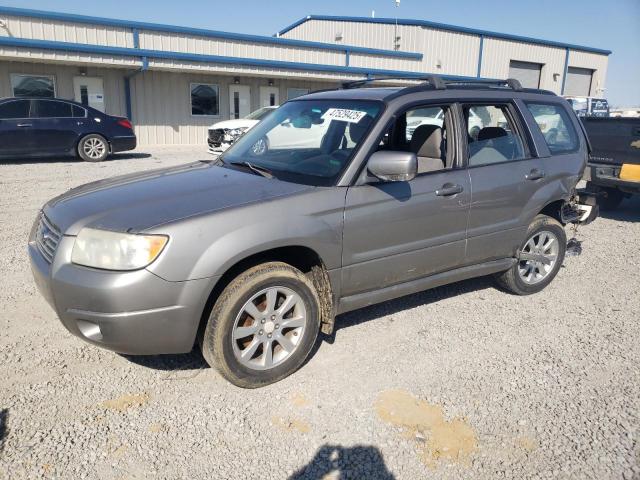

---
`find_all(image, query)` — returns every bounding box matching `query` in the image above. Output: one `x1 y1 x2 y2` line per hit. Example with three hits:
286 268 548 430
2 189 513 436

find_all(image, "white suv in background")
208 106 277 154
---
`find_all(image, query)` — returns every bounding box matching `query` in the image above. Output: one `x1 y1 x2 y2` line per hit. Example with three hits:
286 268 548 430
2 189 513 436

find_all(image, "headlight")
228 127 248 139
71 228 168 271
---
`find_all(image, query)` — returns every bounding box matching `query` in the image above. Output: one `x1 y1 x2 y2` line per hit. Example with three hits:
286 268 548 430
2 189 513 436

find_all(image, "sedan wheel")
78 134 109 162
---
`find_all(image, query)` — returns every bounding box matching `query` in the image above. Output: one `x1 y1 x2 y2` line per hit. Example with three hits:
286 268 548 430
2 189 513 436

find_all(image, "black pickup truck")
582 117 640 210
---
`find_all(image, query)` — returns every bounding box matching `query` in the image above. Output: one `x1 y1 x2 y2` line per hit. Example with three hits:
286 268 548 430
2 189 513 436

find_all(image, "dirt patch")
290 392 310 408
375 389 477 467
271 416 310 434
100 393 150 412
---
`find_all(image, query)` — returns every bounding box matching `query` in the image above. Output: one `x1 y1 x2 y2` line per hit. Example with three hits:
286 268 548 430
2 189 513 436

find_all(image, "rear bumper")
28 236 216 355
111 135 137 153
585 162 640 194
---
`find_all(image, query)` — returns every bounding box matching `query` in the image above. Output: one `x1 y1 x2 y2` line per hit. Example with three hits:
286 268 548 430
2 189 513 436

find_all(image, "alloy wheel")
517 230 560 284
231 286 307 371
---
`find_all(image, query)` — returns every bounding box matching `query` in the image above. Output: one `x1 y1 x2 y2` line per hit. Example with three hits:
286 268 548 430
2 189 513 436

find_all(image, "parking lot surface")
1 147 639 479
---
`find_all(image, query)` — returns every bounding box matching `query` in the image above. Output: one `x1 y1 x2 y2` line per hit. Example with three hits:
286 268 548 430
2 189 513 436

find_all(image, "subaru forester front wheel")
201 262 321 388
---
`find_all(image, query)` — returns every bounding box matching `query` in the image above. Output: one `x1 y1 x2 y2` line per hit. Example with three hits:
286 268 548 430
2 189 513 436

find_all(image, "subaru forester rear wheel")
201 262 320 388
494 214 566 295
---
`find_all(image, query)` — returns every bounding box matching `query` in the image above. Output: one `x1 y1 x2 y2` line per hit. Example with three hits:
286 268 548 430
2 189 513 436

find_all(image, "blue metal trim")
0 6 422 60
0 35 484 81
345 50 350 67
132 28 140 49
561 47 570 95
477 35 484 78
278 15 612 55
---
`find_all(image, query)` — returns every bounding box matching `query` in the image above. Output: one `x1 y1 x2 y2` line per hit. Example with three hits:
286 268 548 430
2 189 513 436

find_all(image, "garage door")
564 67 593 96
508 60 542 88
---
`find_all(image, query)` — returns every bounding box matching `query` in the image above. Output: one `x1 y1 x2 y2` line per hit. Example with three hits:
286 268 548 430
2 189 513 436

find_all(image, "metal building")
0 7 610 145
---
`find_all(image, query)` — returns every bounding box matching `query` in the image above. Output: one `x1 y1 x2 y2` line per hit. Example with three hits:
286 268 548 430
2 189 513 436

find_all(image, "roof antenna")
394 0 401 50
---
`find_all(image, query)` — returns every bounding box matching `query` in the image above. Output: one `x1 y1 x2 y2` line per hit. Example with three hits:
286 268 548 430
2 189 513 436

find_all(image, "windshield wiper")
229 161 273 179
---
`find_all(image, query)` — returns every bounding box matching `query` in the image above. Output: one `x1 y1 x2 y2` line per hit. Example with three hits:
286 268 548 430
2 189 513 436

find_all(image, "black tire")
598 187 625 211
77 134 109 162
494 214 566 295
201 262 321 388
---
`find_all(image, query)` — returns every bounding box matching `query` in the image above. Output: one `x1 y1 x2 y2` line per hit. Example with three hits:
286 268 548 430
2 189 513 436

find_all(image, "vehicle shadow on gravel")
0 409 7 453
290 444 395 480
0 152 151 165
598 197 640 223
121 348 208 372
328 276 494 342
122 277 495 373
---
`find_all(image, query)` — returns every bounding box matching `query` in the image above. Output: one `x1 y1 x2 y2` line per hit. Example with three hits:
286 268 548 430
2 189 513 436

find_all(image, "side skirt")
336 258 516 314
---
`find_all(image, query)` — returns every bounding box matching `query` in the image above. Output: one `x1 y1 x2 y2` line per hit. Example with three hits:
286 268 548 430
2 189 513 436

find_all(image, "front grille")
208 129 225 144
35 213 62 263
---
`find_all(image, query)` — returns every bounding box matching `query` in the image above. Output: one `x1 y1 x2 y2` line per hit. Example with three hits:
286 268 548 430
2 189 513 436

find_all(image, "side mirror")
367 151 417 182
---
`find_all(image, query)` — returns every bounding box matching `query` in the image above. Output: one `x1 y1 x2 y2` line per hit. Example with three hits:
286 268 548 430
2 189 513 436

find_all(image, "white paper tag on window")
322 108 367 123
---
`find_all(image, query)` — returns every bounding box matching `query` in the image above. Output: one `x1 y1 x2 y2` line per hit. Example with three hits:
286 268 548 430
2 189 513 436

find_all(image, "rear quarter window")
525 103 579 154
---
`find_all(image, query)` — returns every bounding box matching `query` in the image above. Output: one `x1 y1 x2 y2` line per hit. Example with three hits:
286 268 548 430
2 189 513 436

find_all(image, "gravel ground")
1 146 639 480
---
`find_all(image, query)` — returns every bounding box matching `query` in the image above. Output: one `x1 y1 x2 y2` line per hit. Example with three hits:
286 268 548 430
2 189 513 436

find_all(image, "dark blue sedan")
0 97 136 162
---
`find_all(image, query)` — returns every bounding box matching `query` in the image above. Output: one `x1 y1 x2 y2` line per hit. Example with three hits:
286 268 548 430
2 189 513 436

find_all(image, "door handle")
526 169 546 181
435 183 463 196
17 123 32 127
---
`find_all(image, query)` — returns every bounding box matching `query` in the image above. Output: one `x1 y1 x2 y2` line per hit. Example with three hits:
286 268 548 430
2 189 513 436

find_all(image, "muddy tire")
201 262 321 388
494 215 566 295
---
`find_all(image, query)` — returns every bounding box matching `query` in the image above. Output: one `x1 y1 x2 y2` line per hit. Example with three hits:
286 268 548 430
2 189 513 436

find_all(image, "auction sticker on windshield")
322 108 368 123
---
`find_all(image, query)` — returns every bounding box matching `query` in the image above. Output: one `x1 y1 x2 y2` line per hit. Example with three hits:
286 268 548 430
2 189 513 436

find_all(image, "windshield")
220 99 383 186
245 107 275 121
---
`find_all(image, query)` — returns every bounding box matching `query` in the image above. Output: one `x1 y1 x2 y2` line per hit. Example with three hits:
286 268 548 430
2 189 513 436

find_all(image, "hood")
208 119 259 130
44 162 312 235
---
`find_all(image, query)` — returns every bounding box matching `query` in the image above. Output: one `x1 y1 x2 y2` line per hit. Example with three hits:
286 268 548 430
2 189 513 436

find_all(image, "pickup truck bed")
582 117 640 209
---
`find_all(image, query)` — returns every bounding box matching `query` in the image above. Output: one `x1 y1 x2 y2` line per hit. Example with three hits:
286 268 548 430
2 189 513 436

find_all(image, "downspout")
476 34 484 78
560 47 569 95
124 28 148 121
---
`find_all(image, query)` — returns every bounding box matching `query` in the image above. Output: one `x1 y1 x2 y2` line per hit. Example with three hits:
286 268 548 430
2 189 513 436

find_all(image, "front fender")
145 187 346 282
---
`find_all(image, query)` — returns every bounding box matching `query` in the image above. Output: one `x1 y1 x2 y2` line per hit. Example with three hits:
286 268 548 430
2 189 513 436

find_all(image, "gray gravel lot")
1 146 639 479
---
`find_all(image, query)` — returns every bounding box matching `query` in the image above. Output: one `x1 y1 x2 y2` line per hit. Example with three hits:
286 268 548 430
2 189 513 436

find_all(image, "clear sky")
3 0 639 106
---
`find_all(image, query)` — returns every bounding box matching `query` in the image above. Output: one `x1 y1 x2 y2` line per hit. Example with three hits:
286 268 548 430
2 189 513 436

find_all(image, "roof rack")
342 75 446 90
341 76 523 92
443 78 523 91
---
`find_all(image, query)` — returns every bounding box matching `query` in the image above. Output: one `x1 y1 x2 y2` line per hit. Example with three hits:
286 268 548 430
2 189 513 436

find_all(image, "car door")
463 102 545 265
341 103 471 298
0 99 33 156
29 100 80 154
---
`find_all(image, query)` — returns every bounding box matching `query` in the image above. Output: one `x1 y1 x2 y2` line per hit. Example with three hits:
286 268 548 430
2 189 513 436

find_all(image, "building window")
287 88 309 100
190 83 219 116
11 74 56 98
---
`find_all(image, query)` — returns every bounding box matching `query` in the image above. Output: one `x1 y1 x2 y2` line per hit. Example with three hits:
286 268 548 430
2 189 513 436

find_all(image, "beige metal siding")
567 50 608 97
0 60 127 117
0 15 133 48
0 45 139 68
281 20 481 77
481 38 566 93
138 31 346 66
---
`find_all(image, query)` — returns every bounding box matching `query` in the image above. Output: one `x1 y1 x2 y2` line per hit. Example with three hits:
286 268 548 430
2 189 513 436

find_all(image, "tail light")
117 118 133 130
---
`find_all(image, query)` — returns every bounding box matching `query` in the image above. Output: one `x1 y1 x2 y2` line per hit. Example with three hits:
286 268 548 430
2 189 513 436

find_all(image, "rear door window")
0 100 30 119
31 100 73 118
72 105 87 118
525 103 579 154
464 105 526 166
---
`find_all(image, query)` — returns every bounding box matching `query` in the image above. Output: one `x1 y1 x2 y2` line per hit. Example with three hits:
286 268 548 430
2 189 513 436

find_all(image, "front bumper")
29 235 216 355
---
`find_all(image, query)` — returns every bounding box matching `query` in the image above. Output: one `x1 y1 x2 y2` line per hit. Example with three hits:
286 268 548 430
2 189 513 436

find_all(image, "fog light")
76 320 102 341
